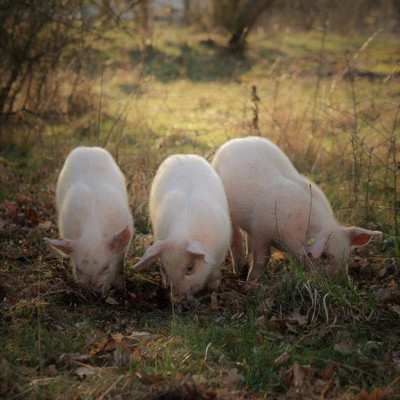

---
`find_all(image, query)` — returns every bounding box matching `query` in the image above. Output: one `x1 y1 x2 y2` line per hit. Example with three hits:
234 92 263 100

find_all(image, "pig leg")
231 225 246 275
113 259 127 295
247 236 271 281
246 234 252 257
207 267 221 291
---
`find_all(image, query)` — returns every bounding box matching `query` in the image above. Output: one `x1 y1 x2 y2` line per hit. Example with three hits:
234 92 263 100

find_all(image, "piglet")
212 136 382 280
46 146 134 295
133 154 231 302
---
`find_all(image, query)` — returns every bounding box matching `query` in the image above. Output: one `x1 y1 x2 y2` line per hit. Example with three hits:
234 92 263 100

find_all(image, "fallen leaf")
274 351 290 366
105 296 119 305
390 305 400 316
375 288 398 303
255 315 266 328
334 341 354 355
58 353 90 367
356 387 394 400
25 207 39 226
135 372 164 385
319 363 336 380
75 366 96 379
392 351 400 371
222 368 244 388
288 311 308 326
3 201 17 219
89 337 115 357
46 364 57 377
192 374 207 386
38 220 52 230
16 194 31 205
271 250 285 262
111 333 124 343
387 279 398 289
293 362 305 387
127 331 152 339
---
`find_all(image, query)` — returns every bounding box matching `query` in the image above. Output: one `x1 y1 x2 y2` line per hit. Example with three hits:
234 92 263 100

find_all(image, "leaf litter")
1 160 400 400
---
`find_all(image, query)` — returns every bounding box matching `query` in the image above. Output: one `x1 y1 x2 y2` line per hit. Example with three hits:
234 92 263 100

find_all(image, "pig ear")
45 238 74 257
345 227 383 248
109 226 132 253
186 241 215 265
132 240 171 272
305 236 327 259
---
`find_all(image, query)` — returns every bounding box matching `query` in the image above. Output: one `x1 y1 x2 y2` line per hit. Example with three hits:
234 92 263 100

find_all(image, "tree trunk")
184 0 191 24
138 0 152 50
228 0 275 51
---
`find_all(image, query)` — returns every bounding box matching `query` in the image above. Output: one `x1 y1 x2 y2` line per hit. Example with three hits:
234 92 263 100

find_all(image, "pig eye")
321 252 329 261
100 264 110 274
186 264 195 276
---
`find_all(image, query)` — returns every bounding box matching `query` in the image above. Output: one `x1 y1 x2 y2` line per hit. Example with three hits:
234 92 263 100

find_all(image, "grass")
1 20 400 399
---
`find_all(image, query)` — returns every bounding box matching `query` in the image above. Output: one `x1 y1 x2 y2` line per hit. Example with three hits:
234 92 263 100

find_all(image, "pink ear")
346 227 382 248
305 237 327 259
132 240 171 272
109 226 132 253
45 238 74 257
186 241 215 264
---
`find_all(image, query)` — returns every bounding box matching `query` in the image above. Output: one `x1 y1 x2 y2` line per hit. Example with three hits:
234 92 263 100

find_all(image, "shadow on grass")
128 42 264 82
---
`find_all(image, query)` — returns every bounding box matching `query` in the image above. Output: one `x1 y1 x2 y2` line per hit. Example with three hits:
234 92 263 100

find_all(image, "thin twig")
96 375 125 400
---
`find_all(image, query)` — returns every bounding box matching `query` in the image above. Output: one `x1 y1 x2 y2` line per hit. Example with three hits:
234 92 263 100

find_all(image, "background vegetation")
0 1 399 399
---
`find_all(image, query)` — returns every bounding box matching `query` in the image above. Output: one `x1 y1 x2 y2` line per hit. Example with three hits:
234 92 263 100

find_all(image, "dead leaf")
89 337 115 357
38 220 52 230
334 341 354 355
274 351 290 366
356 387 394 400
255 315 266 328
222 368 244 388
135 372 165 385
392 351 400 371
105 296 119 305
319 363 336 380
288 311 308 326
293 362 305 387
390 305 400 316
127 331 152 339
58 353 90 367
16 194 31 205
192 374 207 386
375 288 398 303
320 379 334 399
25 207 39 226
3 201 17 219
75 366 96 379
265 317 286 333
387 279 398 289
111 333 124 343
271 250 285 262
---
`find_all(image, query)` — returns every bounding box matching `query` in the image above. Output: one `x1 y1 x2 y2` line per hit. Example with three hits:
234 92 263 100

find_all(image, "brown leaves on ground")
355 387 394 400
1 193 54 229
280 361 336 400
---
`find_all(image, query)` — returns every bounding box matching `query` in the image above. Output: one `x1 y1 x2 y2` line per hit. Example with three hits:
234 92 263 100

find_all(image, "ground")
0 21 400 400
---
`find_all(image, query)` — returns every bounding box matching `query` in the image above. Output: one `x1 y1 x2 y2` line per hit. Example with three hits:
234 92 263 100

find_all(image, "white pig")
46 146 134 295
132 154 231 301
212 136 382 280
